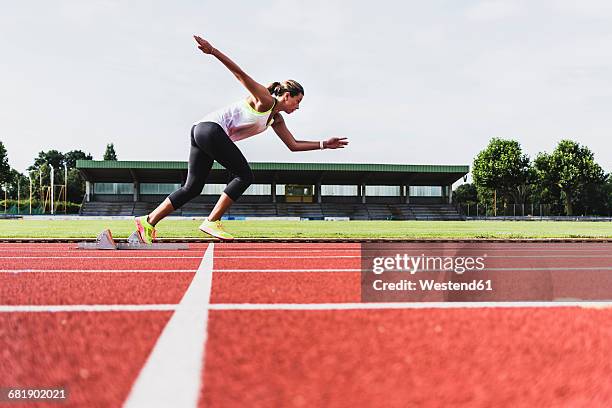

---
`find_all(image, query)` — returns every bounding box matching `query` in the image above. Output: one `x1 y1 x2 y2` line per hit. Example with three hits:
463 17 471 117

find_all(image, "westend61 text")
372 279 493 291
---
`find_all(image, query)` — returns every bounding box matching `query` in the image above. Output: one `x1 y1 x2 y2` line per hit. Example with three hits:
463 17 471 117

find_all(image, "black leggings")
167 122 253 209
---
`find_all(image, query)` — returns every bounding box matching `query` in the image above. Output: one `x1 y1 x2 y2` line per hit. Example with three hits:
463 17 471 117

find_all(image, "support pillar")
133 181 140 202
315 182 322 204
85 181 91 202
448 184 453 204
271 180 277 203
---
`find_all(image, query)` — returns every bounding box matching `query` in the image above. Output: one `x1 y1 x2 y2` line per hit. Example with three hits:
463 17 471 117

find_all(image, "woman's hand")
324 137 349 149
193 35 214 54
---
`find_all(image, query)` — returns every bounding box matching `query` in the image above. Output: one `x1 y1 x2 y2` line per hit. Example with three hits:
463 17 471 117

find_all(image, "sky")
1 0 611 183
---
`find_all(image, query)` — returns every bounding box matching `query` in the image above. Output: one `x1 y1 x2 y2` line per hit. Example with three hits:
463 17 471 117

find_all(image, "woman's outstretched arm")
271 114 349 152
193 35 274 110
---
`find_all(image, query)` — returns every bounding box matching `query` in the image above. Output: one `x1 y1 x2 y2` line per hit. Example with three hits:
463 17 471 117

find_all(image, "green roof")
76 160 469 185
77 160 468 173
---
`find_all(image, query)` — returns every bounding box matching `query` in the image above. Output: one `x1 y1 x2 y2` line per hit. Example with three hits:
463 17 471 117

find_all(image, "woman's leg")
147 197 175 226
146 126 214 227
192 123 254 221
207 193 234 222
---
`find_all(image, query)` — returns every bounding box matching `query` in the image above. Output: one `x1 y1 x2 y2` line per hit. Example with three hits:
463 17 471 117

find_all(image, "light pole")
39 169 43 213
28 174 32 214
64 164 68 214
50 165 54 215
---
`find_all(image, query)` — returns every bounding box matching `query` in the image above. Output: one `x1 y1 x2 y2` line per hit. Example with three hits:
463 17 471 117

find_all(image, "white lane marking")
0 255 356 259
2 267 612 274
214 267 612 272
1 254 612 260
1 301 611 313
207 302 612 310
0 270 195 273
0 256 205 259
0 304 177 312
123 243 214 408
216 248 612 252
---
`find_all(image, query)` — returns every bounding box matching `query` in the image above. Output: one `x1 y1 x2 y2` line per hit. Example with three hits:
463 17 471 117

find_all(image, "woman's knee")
237 169 254 186
181 183 204 200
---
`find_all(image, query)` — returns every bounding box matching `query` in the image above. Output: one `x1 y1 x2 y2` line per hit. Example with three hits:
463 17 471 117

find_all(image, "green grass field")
1 219 611 239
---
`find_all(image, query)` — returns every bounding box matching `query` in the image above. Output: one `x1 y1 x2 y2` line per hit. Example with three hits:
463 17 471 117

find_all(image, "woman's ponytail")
266 80 304 97
267 82 282 96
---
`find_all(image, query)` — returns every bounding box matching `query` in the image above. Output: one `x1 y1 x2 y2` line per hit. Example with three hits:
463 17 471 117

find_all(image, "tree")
66 168 86 203
605 174 612 216
0 141 11 186
534 140 606 216
104 143 117 161
472 138 531 212
25 149 91 203
5 169 28 197
64 151 92 203
64 150 93 168
29 150 65 171
453 183 478 204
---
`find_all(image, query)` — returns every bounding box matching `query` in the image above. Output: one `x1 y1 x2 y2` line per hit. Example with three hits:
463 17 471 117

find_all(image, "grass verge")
1 219 611 238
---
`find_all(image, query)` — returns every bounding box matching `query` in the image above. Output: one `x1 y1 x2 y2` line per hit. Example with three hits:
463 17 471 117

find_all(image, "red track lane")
213 256 611 270
211 272 612 304
0 312 172 408
214 257 360 270
0 272 195 305
0 257 202 270
215 243 362 250
201 308 612 408
0 250 203 258
8 248 609 258
211 272 361 303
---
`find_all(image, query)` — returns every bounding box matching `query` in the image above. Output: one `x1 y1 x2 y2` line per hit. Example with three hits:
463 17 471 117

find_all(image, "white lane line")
214 267 612 272
213 269 360 272
0 304 177 312
0 256 205 259
123 243 214 408
0 270 195 273
2 255 612 260
0 255 356 259
215 248 612 252
2 301 611 313
218 255 612 259
207 302 612 310
2 267 612 274
0 257 203 259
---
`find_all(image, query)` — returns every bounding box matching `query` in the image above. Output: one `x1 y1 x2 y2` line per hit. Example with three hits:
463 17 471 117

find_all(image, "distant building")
76 160 469 220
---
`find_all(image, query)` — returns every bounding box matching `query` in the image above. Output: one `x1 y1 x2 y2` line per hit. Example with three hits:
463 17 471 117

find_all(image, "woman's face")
283 93 303 114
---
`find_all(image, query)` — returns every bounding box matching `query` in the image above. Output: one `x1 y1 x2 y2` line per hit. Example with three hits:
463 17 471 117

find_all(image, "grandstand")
76 161 469 220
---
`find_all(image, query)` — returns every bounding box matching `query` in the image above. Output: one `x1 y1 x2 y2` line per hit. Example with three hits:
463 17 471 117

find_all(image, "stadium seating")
408 204 464 220
79 201 463 220
79 202 135 216
277 203 324 219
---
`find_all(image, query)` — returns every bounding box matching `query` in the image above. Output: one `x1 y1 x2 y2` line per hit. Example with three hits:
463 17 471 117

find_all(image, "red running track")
0 242 611 407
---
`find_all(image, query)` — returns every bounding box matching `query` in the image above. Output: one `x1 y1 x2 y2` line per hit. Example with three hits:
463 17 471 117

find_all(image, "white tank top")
196 99 276 142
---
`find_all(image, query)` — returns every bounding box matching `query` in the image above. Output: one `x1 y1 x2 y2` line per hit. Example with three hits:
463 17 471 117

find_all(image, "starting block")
77 229 188 250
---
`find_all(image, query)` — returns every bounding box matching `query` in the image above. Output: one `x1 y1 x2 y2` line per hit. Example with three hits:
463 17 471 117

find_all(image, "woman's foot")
135 216 157 244
199 219 234 241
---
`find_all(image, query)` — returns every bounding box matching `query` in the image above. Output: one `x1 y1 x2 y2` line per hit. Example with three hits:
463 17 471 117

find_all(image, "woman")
135 35 349 242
